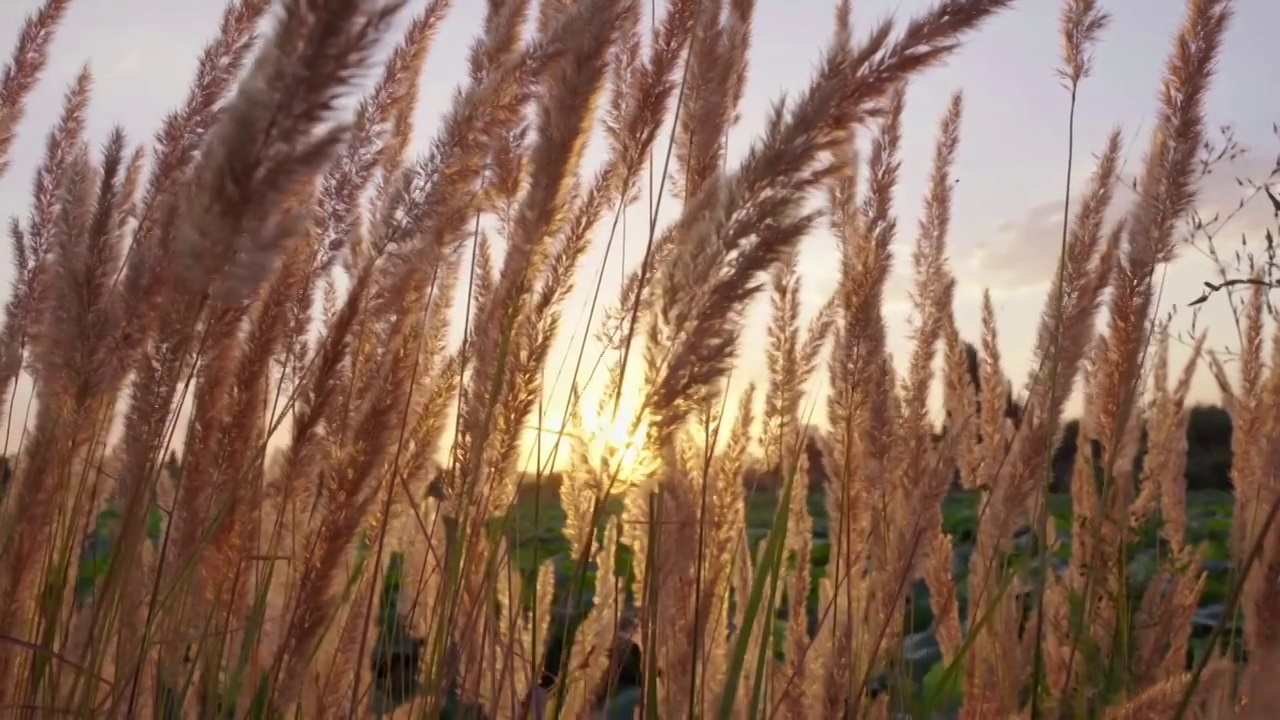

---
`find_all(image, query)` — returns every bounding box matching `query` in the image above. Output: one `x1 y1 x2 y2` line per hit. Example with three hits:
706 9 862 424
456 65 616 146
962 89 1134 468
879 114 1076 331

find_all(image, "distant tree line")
0 378 1235 500
746 341 1236 495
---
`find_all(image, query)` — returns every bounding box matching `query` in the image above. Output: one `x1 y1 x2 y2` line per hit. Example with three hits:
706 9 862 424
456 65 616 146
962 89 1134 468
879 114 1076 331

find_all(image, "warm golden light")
579 394 651 483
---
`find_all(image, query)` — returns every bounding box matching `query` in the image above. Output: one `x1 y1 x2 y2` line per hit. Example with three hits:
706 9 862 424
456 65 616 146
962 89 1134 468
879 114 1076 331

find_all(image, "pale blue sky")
1 0 1277 448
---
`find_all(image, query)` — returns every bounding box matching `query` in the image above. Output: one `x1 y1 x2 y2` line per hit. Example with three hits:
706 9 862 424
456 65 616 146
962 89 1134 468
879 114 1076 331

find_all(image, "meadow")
60 453 1246 716
479 485 1242 717
1 0 1278 717
64 476 1244 716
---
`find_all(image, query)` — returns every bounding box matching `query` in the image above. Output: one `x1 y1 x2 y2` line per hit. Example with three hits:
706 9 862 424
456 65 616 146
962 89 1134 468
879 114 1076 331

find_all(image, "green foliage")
61 471 1240 714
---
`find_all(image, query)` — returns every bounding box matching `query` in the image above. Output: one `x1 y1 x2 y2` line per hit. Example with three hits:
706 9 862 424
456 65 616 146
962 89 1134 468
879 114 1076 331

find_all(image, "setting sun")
578 392 652 483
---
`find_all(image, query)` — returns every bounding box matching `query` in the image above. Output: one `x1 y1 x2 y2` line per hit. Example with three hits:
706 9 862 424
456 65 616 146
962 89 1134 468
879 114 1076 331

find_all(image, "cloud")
964 199 1072 291
964 151 1280 293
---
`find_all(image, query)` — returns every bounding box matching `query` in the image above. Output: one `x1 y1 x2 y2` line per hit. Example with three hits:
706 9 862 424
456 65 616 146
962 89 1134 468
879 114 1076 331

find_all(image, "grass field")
484 486 1241 716
69 478 1239 715
0 0 1261 714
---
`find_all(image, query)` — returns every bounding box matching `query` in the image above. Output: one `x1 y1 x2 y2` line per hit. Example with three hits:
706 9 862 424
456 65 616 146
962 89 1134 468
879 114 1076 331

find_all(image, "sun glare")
579 395 651 483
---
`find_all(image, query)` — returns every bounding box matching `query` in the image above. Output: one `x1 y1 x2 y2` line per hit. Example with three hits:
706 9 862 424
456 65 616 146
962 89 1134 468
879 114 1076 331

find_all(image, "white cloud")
963 151 1280 294
965 198 1072 291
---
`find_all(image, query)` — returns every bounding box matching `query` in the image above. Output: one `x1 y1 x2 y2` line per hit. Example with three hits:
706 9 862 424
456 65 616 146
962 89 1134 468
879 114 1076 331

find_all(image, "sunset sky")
1 0 1278 468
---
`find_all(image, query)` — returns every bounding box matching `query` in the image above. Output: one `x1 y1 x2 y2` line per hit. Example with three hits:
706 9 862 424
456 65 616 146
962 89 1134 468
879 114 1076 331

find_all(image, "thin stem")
1035 80 1077 719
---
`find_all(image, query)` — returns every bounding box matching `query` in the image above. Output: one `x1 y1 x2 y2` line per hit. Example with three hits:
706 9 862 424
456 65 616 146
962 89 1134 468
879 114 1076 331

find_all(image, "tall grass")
0 0 1274 717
